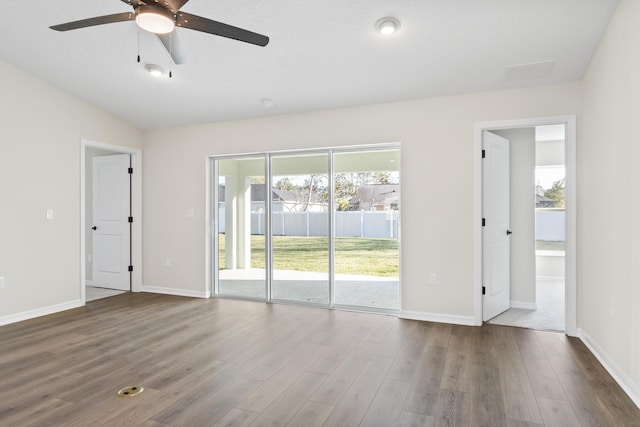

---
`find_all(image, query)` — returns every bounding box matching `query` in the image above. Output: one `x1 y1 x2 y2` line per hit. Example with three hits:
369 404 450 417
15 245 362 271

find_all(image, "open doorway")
475 117 576 336
80 140 142 304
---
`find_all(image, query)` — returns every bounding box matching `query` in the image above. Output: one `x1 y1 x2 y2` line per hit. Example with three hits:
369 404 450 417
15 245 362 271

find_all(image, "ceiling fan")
50 0 269 64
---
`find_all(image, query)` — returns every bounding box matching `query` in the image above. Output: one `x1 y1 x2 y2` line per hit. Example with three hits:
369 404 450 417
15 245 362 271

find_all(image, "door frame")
80 139 142 304
473 116 577 336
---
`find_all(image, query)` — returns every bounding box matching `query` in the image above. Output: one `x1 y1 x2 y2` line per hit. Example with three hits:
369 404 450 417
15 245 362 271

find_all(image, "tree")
274 177 294 191
544 178 565 208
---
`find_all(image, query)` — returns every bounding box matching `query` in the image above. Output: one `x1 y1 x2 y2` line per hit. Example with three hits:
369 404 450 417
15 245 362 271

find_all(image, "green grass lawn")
536 240 566 251
218 235 398 277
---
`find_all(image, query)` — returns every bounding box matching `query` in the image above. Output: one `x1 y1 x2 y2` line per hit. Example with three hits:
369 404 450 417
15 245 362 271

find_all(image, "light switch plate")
0 277 5 288
46 209 54 220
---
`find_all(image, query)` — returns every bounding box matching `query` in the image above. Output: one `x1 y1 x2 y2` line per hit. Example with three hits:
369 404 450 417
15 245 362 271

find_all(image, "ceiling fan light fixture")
145 64 165 77
136 6 175 34
375 17 400 36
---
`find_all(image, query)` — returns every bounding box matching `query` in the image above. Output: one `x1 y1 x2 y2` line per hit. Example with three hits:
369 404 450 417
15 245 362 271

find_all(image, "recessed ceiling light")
136 6 175 34
375 17 401 36
262 98 275 108
145 64 164 77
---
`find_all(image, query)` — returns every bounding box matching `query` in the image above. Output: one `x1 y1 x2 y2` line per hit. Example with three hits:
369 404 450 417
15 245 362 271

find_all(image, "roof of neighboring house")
536 193 555 206
347 184 399 208
218 184 303 203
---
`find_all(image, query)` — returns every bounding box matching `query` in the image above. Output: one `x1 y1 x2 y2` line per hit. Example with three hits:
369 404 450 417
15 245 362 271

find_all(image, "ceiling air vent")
503 60 556 81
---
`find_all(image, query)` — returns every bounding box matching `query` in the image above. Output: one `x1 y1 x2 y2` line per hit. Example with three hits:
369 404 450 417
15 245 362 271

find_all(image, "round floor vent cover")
117 385 144 397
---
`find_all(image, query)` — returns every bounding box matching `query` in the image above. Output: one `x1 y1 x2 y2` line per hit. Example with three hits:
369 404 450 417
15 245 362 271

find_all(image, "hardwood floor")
1 293 638 426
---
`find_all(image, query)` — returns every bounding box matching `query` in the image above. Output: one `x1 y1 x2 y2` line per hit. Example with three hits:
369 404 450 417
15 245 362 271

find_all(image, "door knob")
506 229 512 235
91 226 97 231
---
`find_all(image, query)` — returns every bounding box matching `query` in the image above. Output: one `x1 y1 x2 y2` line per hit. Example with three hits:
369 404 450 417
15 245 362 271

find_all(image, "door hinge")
128 216 133 223
482 149 486 158
482 218 486 227
482 286 486 295
128 167 133 174
128 265 133 272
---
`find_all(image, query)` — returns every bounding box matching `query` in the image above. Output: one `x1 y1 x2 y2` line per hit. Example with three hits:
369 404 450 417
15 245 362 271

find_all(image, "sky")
536 166 565 189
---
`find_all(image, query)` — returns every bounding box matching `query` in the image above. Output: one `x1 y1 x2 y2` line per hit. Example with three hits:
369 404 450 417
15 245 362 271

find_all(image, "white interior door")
483 131 511 321
92 154 131 291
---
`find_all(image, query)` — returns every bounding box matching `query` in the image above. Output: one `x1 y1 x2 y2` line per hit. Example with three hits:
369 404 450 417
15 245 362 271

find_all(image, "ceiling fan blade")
176 12 269 47
50 12 135 32
156 33 186 65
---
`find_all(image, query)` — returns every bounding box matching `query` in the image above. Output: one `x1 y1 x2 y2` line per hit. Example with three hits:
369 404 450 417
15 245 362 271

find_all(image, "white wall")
493 128 536 306
0 59 142 322
580 0 640 402
142 83 581 322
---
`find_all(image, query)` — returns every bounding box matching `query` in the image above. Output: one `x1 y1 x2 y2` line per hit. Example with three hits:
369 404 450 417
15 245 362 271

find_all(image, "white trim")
80 139 143 307
205 157 212 298
0 300 82 327
510 301 537 310
400 311 476 326
536 275 565 283
536 250 565 257
142 285 211 298
578 329 640 410
474 116 577 335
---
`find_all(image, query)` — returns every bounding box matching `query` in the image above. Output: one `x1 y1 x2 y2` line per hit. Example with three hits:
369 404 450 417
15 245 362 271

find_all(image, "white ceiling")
0 0 618 130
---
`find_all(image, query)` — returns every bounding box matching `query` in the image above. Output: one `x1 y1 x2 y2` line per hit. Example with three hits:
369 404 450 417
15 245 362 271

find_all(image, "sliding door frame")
209 143 401 314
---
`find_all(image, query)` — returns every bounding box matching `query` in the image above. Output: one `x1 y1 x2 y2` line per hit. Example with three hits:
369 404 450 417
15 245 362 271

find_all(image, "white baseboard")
400 311 476 326
0 300 83 327
510 300 538 310
141 285 210 299
578 328 640 410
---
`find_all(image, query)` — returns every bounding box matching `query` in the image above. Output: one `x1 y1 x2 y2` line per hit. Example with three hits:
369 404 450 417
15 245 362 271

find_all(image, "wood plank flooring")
1 293 639 426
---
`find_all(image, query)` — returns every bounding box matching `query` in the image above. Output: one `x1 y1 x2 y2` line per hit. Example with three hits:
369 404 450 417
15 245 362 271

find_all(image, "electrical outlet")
165 257 171 267
186 209 195 219
87 254 92 263
429 273 437 285
0 277 4 288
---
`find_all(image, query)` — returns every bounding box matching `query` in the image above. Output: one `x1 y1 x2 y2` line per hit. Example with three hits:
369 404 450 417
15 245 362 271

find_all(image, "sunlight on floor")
86 286 126 302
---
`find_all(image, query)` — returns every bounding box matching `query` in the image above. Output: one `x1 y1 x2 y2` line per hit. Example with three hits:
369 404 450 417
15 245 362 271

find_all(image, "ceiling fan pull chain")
169 32 173 78
137 29 141 63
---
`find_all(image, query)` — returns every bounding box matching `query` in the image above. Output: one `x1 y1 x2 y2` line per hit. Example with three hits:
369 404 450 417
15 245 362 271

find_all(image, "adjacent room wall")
142 82 581 322
0 59 142 323
493 128 536 308
580 0 640 403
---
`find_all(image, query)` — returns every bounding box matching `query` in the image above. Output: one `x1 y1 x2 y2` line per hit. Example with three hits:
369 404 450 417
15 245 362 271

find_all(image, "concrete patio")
218 268 399 310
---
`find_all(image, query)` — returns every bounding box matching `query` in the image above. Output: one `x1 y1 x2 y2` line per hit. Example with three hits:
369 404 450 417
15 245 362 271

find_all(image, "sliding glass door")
333 149 400 310
213 146 399 312
216 156 267 299
271 153 330 304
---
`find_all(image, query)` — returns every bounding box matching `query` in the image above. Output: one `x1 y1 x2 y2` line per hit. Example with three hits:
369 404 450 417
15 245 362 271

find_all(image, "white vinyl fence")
536 210 565 241
220 209 399 238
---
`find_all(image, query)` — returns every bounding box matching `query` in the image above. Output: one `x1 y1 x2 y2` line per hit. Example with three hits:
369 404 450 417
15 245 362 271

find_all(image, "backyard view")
218 235 398 277
536 165 565 252
216 148 400 310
